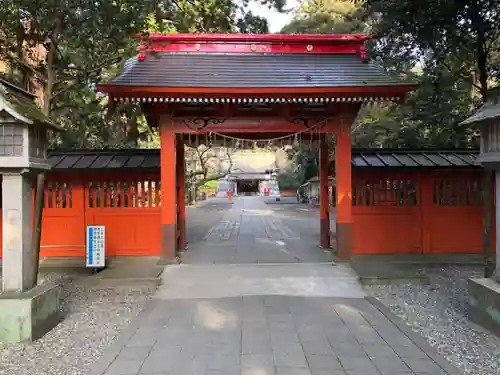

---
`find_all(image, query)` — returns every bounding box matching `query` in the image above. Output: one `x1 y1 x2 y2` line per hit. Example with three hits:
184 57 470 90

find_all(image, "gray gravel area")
365 265 500 375
0 272 155 375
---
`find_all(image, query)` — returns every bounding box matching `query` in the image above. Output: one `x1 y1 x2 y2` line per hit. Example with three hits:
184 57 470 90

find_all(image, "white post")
2 172 35 292
496 169 500 280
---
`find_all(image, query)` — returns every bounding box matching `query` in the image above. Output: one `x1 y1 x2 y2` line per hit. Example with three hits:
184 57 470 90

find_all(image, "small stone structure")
461 86 500 333
0 79 61 343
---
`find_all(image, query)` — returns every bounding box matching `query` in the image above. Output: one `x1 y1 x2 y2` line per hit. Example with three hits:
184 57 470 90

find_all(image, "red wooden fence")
0 173 162 258
352 170 488 254
0 168 491 258
84 173 161 256
41 175 86 256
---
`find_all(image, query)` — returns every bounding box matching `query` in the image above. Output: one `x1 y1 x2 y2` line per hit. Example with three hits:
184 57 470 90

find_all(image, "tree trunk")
32 173 45 284
477 40 488 101
32 35 56 284
471 1 489 102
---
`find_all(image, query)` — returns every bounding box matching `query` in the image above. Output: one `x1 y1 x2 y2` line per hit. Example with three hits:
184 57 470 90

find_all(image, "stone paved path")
184 197 332 264
91 197 459 375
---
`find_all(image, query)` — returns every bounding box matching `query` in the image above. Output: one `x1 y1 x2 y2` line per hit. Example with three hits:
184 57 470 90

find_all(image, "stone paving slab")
156 263 366 300
184 197 333 264
93 296 457 375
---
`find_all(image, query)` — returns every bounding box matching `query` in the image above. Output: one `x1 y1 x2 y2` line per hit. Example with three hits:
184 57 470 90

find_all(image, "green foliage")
5 0 496 151
276 171 300 189
155 0 271 33
0 0 284 149
353 60 479 148
201 180 219 190
274 146 319 187
281 0 499 149
282 0 367 34
366 0 500 100
360 0 500 148
0 0 156 109
0 0 159 148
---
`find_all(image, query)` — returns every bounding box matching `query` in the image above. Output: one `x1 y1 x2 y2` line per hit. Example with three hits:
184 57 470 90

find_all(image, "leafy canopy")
281 0 499 149
0 0 285 148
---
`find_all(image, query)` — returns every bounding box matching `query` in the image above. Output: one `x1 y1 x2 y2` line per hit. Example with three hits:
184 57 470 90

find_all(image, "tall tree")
157 0 274 33
365 0 500 101
0 0 158 115
282 0 367 34
362 0 500 148
353 59 479 149
0 0 162 151
0 0 285 148
281 0 495 149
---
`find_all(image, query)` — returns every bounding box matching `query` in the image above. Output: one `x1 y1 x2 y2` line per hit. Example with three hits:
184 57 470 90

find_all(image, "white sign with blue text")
86 225 106 268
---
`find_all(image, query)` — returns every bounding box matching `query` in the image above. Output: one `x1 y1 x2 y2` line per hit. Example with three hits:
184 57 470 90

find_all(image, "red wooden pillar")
176 136 186 252
320 135 330 249
160 124 177 260
335 123 353 259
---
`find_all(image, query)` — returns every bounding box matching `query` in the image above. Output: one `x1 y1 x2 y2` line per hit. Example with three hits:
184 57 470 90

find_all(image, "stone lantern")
0 79 61 343
0 82 56 171
461 86 500 334
467 87 500 167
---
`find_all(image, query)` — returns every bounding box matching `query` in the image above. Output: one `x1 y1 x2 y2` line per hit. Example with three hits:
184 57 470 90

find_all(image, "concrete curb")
468 277 500 335
365 296 464 375
359 276 430 285
351 254 485 265
88 298 159 375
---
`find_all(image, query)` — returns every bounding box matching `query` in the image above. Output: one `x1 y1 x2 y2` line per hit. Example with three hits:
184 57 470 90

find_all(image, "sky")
245 0 300 33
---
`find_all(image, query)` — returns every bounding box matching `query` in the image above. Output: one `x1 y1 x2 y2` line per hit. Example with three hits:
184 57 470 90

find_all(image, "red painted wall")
351 170 490 254
0 168 491 258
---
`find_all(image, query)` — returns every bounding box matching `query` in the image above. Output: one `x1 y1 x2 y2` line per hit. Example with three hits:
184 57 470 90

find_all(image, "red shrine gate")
97 33 416 260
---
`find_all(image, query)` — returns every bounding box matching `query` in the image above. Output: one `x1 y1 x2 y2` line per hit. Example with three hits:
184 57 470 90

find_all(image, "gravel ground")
0 272 155 375
366 265 500 375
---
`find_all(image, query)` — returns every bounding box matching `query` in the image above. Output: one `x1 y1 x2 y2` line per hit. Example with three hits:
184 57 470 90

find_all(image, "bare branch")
438 58 483 92
52 56 122 98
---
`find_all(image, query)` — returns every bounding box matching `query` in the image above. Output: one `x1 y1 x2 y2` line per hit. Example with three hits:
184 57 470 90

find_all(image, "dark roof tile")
73 154 98 169
126 155 146 168
349 150 478 169
439 152 469 166
110 53 408 88
141 154 160 168
46 149 480 172
89 155 113 169
407 154 434 167
352 155 369 167
107 155 130 168
376 154 403 167
391 154 419 167
422 153 452 167
359 154 386 167
456 153 477 164
48 154 65 168
54 155 81 169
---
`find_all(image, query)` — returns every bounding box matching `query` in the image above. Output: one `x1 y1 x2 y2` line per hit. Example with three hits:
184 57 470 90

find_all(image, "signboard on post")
86 225 105 268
